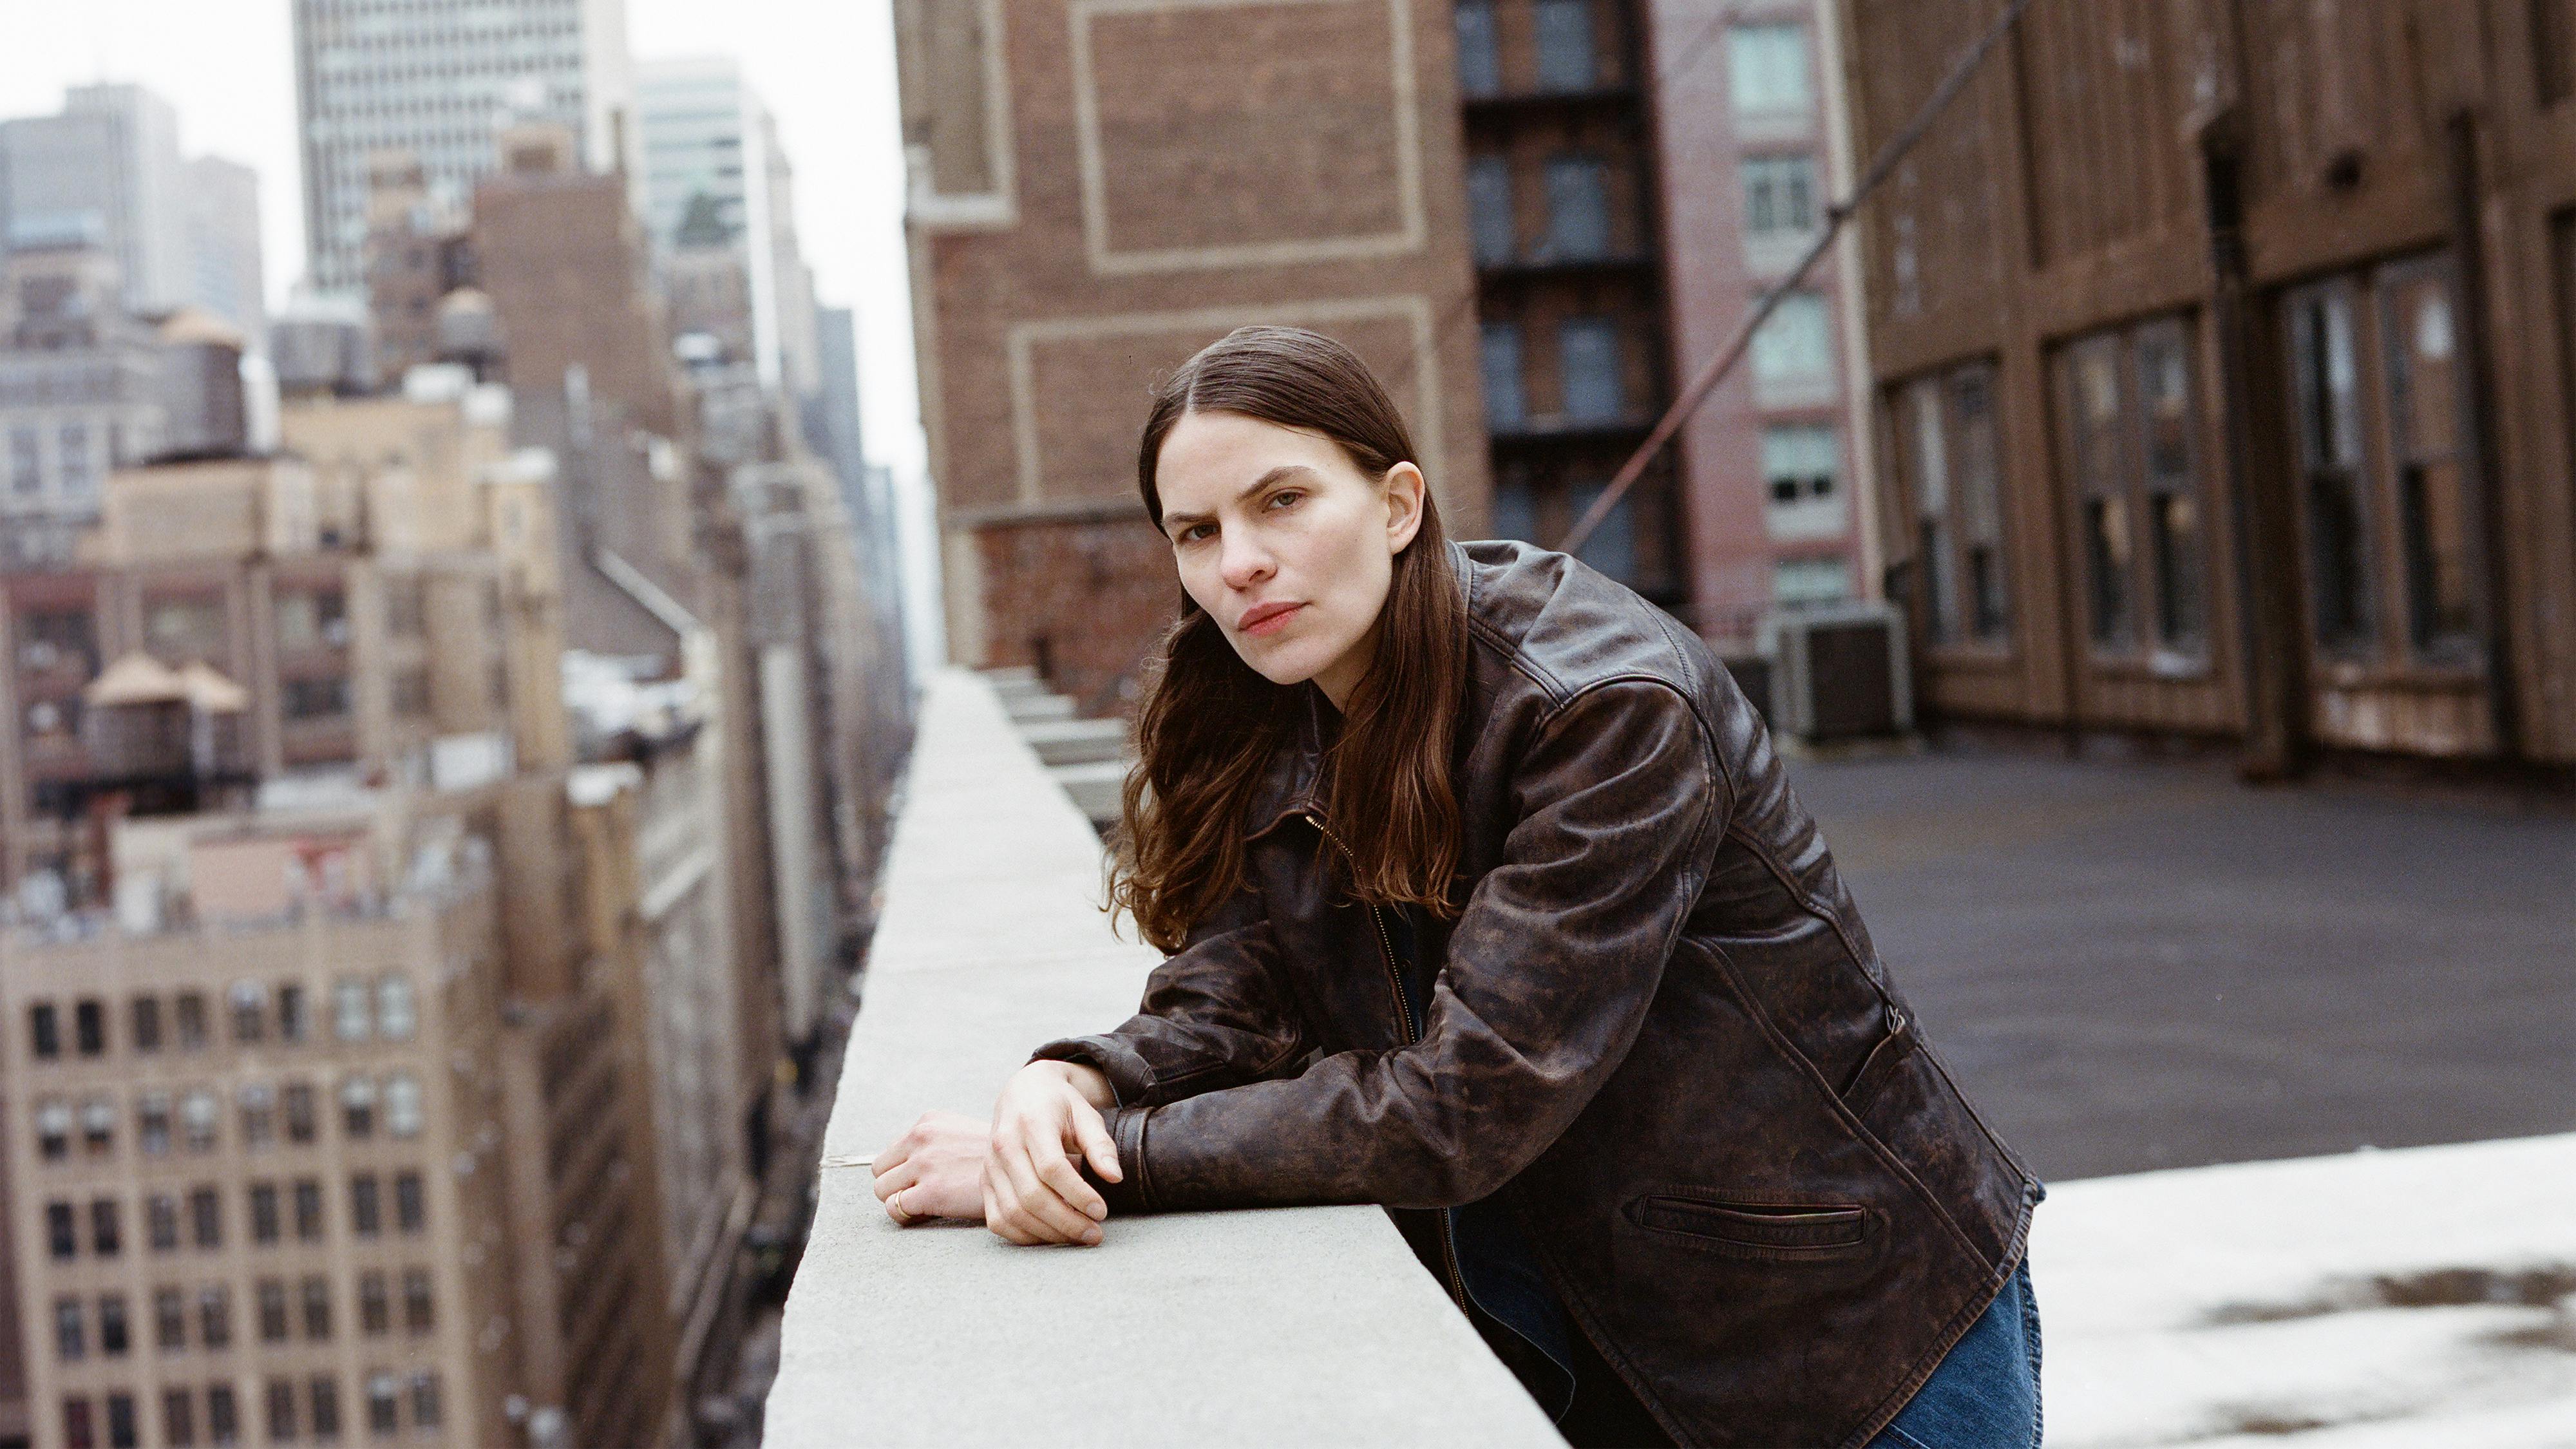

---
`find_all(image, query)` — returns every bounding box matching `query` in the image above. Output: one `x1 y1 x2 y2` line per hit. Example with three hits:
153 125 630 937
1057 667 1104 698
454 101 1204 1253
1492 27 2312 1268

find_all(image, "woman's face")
1155 409 1425 708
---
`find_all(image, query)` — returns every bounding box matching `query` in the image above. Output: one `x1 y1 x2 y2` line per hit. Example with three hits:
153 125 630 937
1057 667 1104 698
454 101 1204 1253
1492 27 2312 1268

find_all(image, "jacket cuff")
1086 1105 1153 1215
1028 1034 1155 1109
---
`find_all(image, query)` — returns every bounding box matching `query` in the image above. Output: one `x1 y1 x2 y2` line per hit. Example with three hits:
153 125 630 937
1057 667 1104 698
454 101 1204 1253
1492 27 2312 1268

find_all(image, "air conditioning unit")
1765 601 1913 742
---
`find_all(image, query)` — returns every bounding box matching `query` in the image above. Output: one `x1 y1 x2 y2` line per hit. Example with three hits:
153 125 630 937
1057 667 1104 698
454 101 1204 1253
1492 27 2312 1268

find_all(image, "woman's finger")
1032 1135 1107 1224
1072 1104 1122 1185
996 1129 1099 1243
872 1159 921 1207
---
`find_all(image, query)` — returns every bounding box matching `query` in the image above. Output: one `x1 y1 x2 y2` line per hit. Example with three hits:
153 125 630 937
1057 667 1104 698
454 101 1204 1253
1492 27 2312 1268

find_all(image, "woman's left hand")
870 1110 991 1224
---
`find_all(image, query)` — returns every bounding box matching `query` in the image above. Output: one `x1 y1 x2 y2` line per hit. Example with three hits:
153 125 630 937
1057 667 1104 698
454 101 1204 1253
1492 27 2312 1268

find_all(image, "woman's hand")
985 1060 1122 1245
869 1110 990 1224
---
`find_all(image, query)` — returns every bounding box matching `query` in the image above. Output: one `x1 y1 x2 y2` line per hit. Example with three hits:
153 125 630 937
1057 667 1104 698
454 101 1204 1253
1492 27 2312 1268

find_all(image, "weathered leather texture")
1033 540 2040 1448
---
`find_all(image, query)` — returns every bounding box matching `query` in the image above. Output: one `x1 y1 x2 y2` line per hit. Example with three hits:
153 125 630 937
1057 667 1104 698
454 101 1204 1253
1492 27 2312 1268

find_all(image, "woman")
869 327 2043 1448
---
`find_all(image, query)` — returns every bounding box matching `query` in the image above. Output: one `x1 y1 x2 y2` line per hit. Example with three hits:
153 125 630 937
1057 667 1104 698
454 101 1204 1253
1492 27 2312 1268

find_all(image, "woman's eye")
1179 524 1214 544
1265 490 1303 511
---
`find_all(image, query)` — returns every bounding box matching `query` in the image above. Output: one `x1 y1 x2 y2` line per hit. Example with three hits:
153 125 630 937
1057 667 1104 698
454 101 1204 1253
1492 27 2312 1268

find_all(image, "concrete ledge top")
765 669 1560 1448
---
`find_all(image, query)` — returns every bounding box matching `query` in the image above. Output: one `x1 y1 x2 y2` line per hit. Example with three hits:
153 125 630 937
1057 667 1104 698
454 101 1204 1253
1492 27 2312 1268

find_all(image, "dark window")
229 982 264 1044
1566 479 1638 583
309 1378 340 1441
266 1379 298 1443
2138 323 2208 652
340 1077 375 1139
81 1097 113 1155
1897 361 2011 645
175 991 208 1049
148 1195 180 1251
350 1174 381 1237
131 997 162 1052
2378 257 2479 660
63 1397 94 1449
90 1197 120 1256
1480 323 1527 432
138 1094 173 1156
1533 0 1598 90
75 998 104 1054
108 1394 137 1449
358 1272 390 1336
1558 318 1625 422
2289 280 2373 652
285 1083 319 1144
1455 0 1501 96
1539 155 1611 261
37 1099 70 1159
2064 333 2135 648
1466 155 1515 265
278 984 309 1043
283 676 352 720
30 1001 60 1058
197 1287 231 1350
250 1183 281 1244
48 1200 77 1258
402 1269 434 1333
156 1287 187 1349
259 1280 290 1342
1741 154 1817 236
393 1171 426 1233
206 1383 238 1446
365 1374 398 1435
99 1294 129 1356
163 1388 196 1449
190 1186 222 1249
409 1373 441 1433
296 1179 326 1240
242 1087 276 1149
55 1296 84 1359
303 1276 333 1340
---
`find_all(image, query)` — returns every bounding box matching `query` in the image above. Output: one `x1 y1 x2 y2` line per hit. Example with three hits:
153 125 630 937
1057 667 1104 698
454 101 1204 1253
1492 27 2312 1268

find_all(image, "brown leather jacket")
1034 540 2040 1448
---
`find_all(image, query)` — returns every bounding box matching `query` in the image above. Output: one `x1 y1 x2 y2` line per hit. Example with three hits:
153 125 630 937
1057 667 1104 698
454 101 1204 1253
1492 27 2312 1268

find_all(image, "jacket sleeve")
1092 678 1727 1215
1028 870 1311 1110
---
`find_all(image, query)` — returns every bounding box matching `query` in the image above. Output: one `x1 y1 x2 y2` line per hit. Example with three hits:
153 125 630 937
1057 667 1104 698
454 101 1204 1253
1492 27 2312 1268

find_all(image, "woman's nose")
1219 533 1274 590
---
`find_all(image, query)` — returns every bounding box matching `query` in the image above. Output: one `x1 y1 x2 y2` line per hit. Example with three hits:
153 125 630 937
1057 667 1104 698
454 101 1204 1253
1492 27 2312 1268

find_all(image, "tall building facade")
1833 0 2576 773
179 160 267 350
288 0 643 298
0 87 190 319
893 0 1493 708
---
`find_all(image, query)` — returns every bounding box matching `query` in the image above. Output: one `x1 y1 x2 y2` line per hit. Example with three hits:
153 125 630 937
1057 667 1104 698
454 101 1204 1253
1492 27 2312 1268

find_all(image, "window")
149 1195 180 1251
302 1276 333 1340
175 991 209 1049
142 596 225 665
376 976 416 1041
190 1186 222 1249
181 1090 219 1151
64 1397 93 1449
1475 320 1529 435
198 1287 231 1349
1750 292 1835 398
206 1384 237 1446
1895 361 2012 645
366 1374 399 1435
156 1287 187 1350
1762 426 1844 542
137 1093 172 1156
1455 0 1501 97
1533 0 1598 91
1558 319 1625 422
79 1097 113 1155
75 998 105 1054
48 1200 77 1258
99 1295 129 1356
278 984 310 1043
2054 316 2211 663
267 1380 298 1443
1565 480 1638 582
91 1197 120 1256
251 1183 282 1244
274 589 349 652
409 1372 441 1433
393 1171 426 1233
1539 155 1611 261
402 1269 434 1333
351 1175 383 1237
358 1273 390 1335
259 1280 291 1342
131 996 162 1052
2289 280 2371 652
333 978 371 1041
37 1099 71 1159
58 422 93 498
107 1394 137 1449
242 1086 278 1148
295 1179 326 1240
283 676 352 720
30 1002 60 1058
227 981 264 1043
1728 23 1812 116
1741 155 1817 237
1776 558 1855 606
384 1074 423 1138
164 1389 195 1449
8 427 37 496
1491 475 1537 542
56 1296 85 1360
2379 258 2479 659
341 1077 377 1139
285 1083 319 1144
309 1379 340 1442
1466 155 1515 265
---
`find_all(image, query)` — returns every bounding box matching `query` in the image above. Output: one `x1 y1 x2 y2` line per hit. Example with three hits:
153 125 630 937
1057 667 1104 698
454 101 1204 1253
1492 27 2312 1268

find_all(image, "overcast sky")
0 0 927 483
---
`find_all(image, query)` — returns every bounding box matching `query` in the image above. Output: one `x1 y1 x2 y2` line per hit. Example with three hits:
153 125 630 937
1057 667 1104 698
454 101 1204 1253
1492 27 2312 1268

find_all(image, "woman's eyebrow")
1163 466 1319 528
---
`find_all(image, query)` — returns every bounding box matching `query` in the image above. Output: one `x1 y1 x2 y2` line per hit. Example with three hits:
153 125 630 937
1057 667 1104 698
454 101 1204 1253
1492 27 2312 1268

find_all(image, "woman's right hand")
870 1110 992 1224
985 1060 1122 1245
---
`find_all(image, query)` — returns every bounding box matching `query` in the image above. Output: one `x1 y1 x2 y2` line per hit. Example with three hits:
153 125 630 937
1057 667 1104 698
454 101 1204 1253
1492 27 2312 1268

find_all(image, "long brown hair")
1110 326 1468 952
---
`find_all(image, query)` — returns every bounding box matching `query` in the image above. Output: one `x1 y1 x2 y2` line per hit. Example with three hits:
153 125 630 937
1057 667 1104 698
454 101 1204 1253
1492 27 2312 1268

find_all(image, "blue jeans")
1865 1256 2043 1449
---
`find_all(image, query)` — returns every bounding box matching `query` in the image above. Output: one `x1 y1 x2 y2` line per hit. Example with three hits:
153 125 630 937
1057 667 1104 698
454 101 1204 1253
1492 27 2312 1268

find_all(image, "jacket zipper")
1306 811 1471 1316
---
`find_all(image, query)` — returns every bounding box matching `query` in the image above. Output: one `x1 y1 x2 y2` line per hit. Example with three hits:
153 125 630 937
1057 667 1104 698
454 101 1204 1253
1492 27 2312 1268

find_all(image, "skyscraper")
181 158 268 349
0 85 191 316
287 0 643 298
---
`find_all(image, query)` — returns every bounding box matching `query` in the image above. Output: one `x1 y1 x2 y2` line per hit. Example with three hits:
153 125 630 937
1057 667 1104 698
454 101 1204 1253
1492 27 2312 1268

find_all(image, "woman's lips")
1238 601 1304 636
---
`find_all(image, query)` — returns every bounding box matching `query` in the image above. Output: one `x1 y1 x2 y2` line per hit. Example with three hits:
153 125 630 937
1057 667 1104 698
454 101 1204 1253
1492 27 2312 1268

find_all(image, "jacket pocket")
1627 1193 1868 1254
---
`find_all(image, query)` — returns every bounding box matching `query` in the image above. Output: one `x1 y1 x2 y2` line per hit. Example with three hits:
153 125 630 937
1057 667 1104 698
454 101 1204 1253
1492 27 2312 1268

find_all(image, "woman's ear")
1382 462 1427 554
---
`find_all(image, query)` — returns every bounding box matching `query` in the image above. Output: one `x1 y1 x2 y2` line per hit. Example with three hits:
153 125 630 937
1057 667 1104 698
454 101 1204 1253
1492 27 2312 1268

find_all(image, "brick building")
1835 0 2576 773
